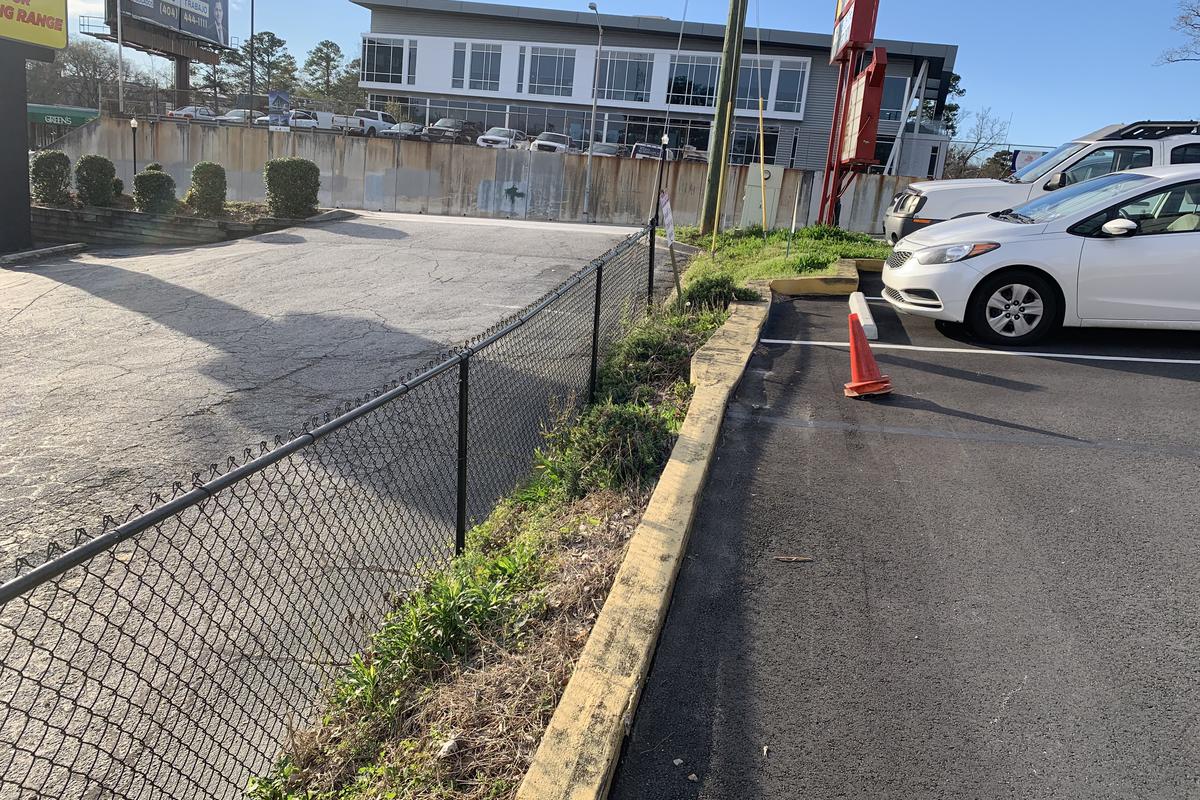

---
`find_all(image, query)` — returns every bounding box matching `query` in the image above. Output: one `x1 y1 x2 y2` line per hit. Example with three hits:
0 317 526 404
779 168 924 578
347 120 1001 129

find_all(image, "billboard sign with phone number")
121 0 229 48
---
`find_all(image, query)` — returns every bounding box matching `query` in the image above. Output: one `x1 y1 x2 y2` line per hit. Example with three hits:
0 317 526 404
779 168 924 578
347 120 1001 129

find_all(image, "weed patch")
246 304 728 800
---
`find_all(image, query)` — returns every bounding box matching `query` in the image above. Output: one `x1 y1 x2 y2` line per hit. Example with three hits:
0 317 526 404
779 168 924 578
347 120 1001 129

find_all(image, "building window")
407 40 418 85
668 54 720 107
517 46 526 93
597 50 653 102
773 59 809 114
469 43 502 91
735 58 772 110
528 46 576 96
361 37 410 84
452 43 466 88
881 76 908 121
730 122 779 165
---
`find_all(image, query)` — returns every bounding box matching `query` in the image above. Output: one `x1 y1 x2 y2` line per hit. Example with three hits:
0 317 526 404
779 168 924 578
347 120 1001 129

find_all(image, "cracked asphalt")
0 212 634 566
611 282 1200 799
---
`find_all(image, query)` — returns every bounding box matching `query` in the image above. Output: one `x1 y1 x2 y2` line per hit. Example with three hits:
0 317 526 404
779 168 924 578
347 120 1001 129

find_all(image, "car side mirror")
1101 218 1139 237
1044 173 1068 191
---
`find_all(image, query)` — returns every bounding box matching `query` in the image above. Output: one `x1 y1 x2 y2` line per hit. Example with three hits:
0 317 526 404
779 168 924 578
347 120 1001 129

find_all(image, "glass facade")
362 37 411 84
451 43 466 88
469 43 502 91
881 76 908 121
528 46 576 96
597 50 654 102
667 54 721 107
735 58 772 110
774 59 809 114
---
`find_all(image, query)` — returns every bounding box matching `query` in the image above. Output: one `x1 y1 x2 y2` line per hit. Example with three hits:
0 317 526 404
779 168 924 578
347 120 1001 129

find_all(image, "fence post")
455 354 470 555
588 262 604 402
647 225 656 309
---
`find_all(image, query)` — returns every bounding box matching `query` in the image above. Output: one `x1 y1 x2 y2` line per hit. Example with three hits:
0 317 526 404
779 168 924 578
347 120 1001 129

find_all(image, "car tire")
365 128 376 138
966 270 1060 346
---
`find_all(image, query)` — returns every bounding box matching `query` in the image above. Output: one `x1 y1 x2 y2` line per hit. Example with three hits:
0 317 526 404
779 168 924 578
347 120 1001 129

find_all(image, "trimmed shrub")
75 154 116 207
144 162 164 172
133 168 177 214
264 157 320 219
184 161 227 217
29 150 72 206
112 177 124 197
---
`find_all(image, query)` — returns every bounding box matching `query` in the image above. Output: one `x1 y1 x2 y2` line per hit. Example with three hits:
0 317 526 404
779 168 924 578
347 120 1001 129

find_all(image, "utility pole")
116 2 126 114
247 0 256 116
583 2 603 222
698 0 748 235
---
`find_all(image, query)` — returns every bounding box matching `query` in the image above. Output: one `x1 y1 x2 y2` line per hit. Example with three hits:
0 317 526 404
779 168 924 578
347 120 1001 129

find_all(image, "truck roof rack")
1101 121 1200 140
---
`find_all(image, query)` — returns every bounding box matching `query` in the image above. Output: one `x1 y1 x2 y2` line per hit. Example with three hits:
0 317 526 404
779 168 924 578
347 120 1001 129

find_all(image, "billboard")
839 48 887 165
0 0 67 49
121 0 229 48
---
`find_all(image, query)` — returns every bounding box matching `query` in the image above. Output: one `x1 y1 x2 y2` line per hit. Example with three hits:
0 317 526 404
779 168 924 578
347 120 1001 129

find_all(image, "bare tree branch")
1160 1 1200 63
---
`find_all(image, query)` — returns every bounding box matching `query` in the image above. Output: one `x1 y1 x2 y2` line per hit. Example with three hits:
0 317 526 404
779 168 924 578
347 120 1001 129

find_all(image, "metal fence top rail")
0 228 649 607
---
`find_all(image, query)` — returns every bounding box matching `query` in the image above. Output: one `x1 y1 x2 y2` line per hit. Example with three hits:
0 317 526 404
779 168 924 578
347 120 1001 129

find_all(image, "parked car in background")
477 127 527 149
631 142 673 161
586 142 626 158
884 164 1200 345
422 118 482 144
530 132 574 154
332 109 397 137
883 120 1200 243
168 106 217 121
254 110 323 130
676 145 708 163
214 109 256 124
381 122 425 140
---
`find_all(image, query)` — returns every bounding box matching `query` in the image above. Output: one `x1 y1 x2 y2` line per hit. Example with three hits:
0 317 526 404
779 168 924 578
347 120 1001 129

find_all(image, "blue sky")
69 0 1197 146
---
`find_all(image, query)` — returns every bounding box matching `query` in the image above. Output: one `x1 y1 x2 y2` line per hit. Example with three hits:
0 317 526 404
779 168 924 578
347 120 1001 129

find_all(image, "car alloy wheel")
985 283 1044 338
967 269 1060 346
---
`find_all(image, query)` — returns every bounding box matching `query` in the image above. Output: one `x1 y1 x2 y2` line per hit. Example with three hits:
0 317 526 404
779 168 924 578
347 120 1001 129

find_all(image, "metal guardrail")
0 228 654 799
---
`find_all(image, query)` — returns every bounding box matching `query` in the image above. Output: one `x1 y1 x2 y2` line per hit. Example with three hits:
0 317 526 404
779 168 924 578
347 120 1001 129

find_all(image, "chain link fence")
0 228 654 799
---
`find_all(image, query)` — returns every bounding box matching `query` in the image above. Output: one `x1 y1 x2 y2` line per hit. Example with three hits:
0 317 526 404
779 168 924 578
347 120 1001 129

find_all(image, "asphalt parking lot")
611 273 1200 798
0 213 636 561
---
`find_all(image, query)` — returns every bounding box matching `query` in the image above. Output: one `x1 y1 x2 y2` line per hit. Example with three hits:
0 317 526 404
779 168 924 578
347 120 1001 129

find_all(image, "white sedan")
884 164 1200 345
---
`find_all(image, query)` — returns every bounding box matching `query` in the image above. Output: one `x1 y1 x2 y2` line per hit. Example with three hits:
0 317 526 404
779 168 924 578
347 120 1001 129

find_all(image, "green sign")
27 104 99 127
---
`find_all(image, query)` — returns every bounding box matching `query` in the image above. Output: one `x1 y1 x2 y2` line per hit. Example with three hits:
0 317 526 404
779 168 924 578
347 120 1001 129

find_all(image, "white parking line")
759 339 1200 366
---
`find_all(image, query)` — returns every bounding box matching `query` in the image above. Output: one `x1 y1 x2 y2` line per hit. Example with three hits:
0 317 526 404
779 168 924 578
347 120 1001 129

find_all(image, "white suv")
885 121 1200 243
884 164 1200 345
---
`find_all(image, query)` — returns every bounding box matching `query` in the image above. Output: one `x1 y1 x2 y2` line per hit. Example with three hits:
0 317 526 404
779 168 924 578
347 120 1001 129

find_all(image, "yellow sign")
0 0 68 49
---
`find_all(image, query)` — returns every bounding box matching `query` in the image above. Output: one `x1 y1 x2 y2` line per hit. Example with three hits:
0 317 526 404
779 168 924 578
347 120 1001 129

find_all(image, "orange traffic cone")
844 313 893 398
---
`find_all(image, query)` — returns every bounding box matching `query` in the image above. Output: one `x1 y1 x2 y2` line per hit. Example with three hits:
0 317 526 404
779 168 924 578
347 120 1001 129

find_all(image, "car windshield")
1003 172 1153 223
539 133 569 144
593 144 617 153
485 127 514 137
1010 142 1088 183
434 118 461 129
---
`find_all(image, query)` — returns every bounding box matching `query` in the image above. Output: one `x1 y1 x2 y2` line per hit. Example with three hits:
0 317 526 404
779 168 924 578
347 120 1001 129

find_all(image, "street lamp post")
582 2 603 222
130 118 139 176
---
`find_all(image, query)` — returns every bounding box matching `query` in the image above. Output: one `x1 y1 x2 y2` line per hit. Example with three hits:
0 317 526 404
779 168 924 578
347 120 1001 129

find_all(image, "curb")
855 257 886 273
769 258 859 296
516 298 771 800
0 243 86 267
849 291 879 340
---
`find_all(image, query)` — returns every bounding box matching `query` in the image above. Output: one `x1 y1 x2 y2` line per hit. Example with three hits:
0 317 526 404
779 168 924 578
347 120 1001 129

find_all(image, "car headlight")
914 242 1000 265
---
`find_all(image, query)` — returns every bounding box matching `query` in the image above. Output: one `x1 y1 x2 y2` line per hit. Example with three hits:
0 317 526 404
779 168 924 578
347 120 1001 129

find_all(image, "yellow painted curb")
854 257 886 273
516 299 770 800
769 258 859 296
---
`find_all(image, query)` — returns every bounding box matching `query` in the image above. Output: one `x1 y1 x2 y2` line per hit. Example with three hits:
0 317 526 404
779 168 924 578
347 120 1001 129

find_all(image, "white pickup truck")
332 109 398 137
884 120 1200 243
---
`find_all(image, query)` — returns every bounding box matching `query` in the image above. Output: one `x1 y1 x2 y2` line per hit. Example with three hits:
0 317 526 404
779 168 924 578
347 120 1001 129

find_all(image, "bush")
112 177 124 197
29 150 72 206
74 154 116 207
264 157 320 219
133 168 177 214
184 161 227 217
537 402 676 499
680 273 740 310
144 162 164 172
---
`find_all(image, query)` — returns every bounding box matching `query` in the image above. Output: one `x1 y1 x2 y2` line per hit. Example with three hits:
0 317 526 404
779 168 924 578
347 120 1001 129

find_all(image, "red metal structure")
818 0 884 225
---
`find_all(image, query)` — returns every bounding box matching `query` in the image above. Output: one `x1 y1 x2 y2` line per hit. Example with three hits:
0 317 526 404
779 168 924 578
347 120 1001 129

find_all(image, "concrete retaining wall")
32 205 284 247
56 118 911 233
